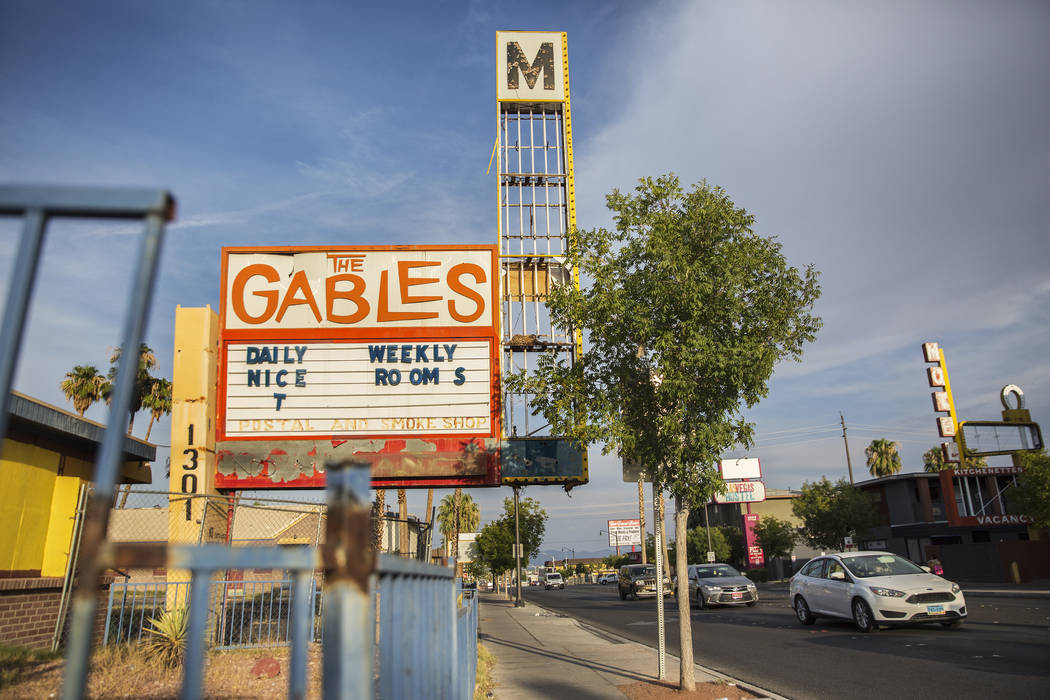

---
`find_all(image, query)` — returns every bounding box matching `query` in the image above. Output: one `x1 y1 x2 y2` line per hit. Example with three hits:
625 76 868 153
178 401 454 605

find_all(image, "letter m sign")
497 31 566 102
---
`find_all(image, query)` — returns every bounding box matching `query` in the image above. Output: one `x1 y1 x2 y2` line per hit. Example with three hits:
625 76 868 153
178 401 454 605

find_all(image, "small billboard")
718 458 761 481
607 519 642 547
714 480 766 504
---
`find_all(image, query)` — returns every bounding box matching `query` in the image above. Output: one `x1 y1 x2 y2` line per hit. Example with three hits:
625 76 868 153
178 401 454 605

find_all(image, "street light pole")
513 485 524 607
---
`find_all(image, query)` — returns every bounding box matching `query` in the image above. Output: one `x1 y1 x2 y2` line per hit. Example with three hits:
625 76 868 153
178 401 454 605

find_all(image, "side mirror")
829 570 846 581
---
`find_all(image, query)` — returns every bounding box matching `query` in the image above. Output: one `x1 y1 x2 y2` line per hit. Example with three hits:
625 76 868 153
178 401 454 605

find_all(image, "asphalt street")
521 583 1050 700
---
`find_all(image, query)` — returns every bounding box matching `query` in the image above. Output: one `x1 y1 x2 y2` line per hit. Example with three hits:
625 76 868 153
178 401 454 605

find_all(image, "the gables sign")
216 245 501 489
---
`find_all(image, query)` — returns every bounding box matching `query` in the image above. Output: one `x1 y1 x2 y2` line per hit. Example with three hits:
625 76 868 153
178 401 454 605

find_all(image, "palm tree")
141 377 172 442
865 438 902 477
437 491 480 557
105 343 158 435
922 447 945 472
60 365 107 416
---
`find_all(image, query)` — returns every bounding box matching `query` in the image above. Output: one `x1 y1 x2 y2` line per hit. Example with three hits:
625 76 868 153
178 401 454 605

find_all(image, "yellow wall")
750 497 799 526
0 440 59 572
40 476 83 577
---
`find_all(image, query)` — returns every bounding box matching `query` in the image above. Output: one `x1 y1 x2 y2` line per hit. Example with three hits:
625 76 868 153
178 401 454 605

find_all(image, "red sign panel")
744 514 764 568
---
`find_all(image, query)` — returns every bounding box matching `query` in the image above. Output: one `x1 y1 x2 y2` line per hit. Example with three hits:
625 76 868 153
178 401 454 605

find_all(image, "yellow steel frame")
497 31 587 485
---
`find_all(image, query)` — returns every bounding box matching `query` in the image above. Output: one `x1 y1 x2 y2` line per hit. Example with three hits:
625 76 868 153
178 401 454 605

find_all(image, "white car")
790 551 966 632
598 573 618 585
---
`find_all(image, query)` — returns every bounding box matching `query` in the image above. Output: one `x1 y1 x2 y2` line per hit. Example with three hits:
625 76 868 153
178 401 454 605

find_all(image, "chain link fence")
91 488 435 649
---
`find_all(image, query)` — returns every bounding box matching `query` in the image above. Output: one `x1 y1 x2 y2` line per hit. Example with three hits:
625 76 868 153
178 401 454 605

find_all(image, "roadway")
519 582 1050 700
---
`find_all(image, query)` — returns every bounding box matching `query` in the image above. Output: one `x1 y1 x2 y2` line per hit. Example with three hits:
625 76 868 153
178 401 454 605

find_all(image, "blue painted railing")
102 565 480 697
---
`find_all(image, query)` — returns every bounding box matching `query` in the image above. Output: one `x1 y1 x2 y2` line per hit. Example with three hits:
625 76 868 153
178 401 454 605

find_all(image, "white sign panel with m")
497 31 566 103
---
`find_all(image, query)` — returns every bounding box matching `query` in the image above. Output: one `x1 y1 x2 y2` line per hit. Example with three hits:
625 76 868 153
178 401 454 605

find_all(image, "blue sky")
2 1 1048 559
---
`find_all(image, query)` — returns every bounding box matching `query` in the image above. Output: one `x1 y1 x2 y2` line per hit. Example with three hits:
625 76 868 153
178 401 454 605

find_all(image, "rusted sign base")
215 436 500 489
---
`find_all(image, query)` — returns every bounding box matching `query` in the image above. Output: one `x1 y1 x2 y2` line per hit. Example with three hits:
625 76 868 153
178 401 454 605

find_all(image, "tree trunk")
453 488 462 577
397 489 408 555
638 477 647 564
425 488 434 560
675 496 695 691
374 490 386 551
145 415 156 442
118 483 132 509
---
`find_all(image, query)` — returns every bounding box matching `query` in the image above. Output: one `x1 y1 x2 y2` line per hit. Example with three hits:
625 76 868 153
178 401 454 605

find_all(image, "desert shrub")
141 606 189 668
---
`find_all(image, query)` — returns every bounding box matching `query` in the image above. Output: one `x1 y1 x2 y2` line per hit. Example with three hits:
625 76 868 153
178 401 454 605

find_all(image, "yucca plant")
141 606 189 668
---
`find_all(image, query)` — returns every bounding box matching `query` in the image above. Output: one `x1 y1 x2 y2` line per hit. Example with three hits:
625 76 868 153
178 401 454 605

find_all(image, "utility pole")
513 486 524 607
840 413 854 485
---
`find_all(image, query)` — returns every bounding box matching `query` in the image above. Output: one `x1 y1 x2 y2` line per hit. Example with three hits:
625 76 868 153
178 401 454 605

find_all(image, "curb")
525 599 790 700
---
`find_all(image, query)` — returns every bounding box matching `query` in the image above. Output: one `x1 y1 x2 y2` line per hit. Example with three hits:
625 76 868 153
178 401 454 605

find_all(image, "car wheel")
746 601 757 607
696 590 706 610
600 580 606 585
794 596 815 625
940 619 962 628
852 598 877 633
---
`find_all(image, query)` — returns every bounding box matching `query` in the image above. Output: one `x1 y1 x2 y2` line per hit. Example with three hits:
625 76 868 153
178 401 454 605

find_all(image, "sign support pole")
513 485 524 607
653 482 666 680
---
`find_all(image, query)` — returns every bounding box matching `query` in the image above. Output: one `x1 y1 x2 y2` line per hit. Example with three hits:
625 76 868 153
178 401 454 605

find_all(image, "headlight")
951 583 960 594
702 584 722 591
869 587 906 598
747 583 757 589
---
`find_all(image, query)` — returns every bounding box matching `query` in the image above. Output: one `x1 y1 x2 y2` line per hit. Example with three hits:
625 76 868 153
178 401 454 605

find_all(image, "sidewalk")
477 594 780 700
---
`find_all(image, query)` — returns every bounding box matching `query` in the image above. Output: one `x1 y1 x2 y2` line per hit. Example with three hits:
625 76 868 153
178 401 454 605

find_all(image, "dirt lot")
0 645 323 699
619 679 756 700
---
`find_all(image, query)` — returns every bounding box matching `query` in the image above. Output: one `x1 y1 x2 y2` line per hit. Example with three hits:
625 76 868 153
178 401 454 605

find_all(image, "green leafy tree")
472 496 548 585
473 521 514 586
506 175 821 691
717 525 746 566
753 516 796 579
865 438 902 477
602 553 631 570
1012 451 1050 530
753 516 796 559
60 365 107 416
793 477 878 551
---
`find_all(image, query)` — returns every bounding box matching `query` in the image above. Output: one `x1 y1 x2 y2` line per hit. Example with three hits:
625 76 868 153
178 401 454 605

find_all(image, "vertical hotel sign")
215 246 502 488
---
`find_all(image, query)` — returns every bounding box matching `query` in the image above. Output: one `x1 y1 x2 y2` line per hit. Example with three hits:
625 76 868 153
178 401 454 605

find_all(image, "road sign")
706 551 715 563
621 458 650 483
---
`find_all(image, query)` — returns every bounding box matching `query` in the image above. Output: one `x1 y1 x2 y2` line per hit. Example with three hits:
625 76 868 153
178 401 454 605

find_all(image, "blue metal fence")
102 562 480 697
104 577 325 649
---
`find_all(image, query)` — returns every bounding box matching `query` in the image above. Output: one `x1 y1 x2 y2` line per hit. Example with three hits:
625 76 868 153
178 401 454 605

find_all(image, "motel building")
0 392 154 649
854 468 1049 583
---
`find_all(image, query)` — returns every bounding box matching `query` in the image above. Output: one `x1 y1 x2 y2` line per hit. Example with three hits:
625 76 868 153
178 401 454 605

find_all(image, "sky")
2 0 1048 562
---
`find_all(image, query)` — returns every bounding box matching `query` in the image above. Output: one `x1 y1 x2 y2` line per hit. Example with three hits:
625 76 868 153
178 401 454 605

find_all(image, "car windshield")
548 574 561 580
630 565 656 576
696 565 740 578
842 554 924 578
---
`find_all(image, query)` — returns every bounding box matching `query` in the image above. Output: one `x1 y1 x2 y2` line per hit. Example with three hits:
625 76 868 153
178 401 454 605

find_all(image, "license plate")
927 605 945 615
732 592 743 599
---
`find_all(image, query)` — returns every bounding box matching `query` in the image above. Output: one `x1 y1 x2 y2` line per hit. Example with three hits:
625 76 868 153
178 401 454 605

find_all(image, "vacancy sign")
218 246 500 441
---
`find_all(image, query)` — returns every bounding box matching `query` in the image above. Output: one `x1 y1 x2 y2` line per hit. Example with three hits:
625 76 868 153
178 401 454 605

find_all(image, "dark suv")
617 564 669 600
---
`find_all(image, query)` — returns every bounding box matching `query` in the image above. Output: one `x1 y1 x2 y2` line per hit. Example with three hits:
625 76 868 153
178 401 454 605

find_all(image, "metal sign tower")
495 30 586 486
